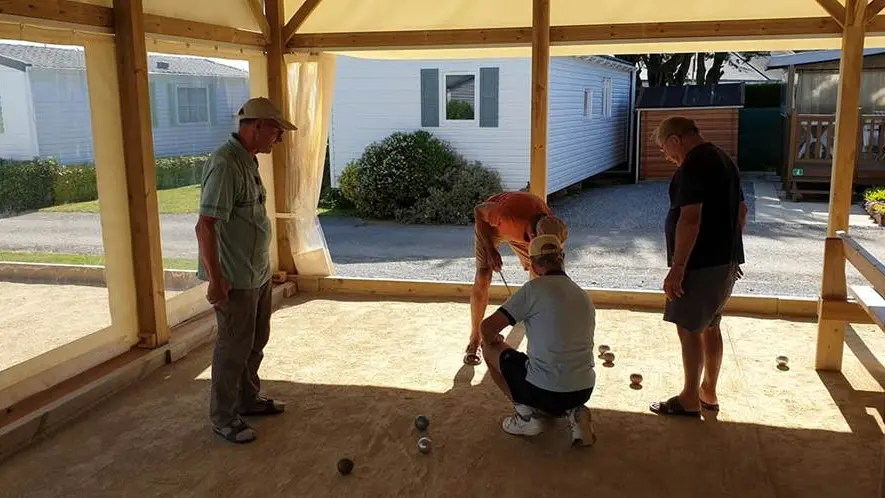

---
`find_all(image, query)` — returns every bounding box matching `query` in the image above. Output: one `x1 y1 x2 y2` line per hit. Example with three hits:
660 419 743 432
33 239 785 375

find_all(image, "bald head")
654 116 705 165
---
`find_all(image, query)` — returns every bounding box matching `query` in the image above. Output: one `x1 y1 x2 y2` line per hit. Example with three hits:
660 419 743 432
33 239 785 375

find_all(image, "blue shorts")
499 349 592 417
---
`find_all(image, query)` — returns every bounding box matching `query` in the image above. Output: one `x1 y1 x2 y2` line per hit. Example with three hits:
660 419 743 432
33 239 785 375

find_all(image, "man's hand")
208 278 231 308
663 265 686 301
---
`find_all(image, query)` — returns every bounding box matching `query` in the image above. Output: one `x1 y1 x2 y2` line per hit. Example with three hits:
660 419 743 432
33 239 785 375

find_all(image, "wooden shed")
635 83 744 181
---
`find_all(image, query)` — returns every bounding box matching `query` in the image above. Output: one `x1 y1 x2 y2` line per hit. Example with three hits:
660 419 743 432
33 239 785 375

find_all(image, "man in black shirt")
648 116 746 418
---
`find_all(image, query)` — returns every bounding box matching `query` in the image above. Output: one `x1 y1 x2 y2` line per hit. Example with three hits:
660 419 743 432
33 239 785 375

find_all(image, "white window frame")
0 94 4 135
441 71 478 125
175 84 211 125
602 78 613 119
583 88 594 120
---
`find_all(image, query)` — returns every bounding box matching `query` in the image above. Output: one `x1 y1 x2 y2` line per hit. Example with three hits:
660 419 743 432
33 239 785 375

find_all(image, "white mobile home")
329 55 637 194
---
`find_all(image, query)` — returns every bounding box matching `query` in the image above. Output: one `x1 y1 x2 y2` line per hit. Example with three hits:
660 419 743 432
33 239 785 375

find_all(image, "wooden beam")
817 0 867 372
287 16 862 51
266 0 296 274
816 0 846 27
282 0 322 44
820 297 876 323
245 0 271 43
0 0 266 47
840 230 885 294
868 0 885 23
530 0 549 200
112 0 169 349
848 285 885 330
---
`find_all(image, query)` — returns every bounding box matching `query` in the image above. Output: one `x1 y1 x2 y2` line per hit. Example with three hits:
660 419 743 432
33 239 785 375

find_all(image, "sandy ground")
1 296 884 497
0 282 183 372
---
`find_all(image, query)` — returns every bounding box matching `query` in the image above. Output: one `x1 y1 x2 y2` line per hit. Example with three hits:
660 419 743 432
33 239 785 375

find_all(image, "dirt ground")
0 282 183 372
1 296 884 498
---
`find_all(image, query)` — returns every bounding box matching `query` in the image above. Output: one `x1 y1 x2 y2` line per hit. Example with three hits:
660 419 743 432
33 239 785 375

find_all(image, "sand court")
1 295 883 497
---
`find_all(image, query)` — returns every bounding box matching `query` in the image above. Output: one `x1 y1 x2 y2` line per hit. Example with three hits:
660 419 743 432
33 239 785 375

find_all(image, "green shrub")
340 130 467 219
864 186 885 203
446 100 475 120
395 161 503 225
0 157 56 214
155 155 208 189
318 187 353 210
52 163 97 204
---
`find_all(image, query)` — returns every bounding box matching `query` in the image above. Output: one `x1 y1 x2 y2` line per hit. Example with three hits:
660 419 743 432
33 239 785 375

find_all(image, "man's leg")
240 279 284 415
481 340 514 400
210 288 259 442
676 327 703 412
700 322 724 408
466 267 493 365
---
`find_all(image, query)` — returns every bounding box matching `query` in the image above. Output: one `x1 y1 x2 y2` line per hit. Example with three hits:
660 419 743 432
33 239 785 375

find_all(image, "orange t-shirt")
484 192 551 243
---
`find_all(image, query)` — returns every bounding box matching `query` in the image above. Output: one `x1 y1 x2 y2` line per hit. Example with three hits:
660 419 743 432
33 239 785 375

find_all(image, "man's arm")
670 203 702 268
195 216 223 282
480 309 513 345
739 201 747 231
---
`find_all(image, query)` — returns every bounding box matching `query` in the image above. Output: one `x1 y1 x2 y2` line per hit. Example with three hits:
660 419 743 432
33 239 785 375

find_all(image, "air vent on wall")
156 61 169 70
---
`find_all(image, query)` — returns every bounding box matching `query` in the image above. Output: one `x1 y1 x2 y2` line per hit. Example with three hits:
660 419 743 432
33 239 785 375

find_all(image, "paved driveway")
1 176 883 298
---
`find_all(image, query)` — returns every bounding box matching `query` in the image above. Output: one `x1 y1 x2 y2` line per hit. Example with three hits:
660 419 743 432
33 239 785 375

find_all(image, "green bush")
318 187 353 210
395 161 503 225
446 100 475 120
864 186 885 203
155 155 208 189
340 130 468 219
52 163 97 204
0 157 56 214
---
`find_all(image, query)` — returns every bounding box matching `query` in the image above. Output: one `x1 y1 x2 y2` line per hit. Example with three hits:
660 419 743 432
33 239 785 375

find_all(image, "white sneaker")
565 406 596 447
502 409 546 436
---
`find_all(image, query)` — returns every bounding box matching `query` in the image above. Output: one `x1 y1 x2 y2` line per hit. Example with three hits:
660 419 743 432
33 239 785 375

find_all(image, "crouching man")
479 234 596 446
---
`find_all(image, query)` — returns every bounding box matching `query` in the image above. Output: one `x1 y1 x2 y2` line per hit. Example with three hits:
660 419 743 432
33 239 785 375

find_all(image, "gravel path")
1 180 884 298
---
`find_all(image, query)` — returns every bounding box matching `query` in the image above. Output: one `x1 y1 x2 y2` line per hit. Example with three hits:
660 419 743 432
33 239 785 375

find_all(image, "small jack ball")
415 415 430 431
418 436 433 454
776 355 789 365
337 458 354 475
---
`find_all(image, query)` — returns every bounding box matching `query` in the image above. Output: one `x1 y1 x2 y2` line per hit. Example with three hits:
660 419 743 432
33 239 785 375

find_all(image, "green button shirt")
197 134 272 290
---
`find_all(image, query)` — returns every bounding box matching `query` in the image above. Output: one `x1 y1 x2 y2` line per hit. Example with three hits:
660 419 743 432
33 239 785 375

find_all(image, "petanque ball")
598 344 611 355
415 415 430 431
630 373 643 384
337 458 354 475
418 436 433 454
602 351 615 363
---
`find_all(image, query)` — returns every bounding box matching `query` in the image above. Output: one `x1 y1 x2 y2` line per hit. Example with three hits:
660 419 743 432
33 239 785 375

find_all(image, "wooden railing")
789 113 885 165
835 231 885 330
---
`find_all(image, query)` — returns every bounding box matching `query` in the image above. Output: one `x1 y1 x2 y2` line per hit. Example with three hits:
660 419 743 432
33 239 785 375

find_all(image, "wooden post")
266 0 297 274
816 0 867 371
530 0 550 200
111 0 169 348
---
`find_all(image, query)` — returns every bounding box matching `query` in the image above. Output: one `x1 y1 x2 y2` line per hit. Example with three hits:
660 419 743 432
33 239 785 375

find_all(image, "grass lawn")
0 251 197 270
41 185 356 217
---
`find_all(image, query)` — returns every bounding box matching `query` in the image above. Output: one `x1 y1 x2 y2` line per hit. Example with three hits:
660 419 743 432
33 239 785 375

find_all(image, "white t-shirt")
499 271 596 392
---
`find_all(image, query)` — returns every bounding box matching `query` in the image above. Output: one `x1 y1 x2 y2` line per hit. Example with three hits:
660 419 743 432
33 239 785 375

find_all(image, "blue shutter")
149 80 158 128
167 83 178 126
420 68 439 127
208 82 218 125
479 67 499 128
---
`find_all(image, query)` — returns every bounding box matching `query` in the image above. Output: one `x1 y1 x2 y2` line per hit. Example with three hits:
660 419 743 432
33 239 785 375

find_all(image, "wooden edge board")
848 284 885 331
839 231 885 295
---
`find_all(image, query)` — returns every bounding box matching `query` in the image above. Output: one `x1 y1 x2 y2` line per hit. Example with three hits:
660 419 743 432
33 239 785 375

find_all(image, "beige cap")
237 97 297 131
535 215 568 243
529 234 564 257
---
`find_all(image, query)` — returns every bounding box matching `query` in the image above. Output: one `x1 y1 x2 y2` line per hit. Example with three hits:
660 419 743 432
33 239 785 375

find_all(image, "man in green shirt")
195 97 296 444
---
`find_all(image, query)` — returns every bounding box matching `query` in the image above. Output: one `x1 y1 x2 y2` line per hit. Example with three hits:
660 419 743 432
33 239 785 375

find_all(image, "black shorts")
499 349 592 417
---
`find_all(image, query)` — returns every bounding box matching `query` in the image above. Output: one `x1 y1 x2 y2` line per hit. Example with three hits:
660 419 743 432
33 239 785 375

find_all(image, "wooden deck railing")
784 113 885 200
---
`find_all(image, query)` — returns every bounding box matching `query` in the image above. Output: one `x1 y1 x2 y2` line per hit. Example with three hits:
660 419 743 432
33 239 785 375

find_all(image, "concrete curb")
0 262 200 291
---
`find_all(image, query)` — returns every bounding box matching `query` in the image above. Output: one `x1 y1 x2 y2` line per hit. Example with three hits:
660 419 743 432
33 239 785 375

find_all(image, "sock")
514 403 535 420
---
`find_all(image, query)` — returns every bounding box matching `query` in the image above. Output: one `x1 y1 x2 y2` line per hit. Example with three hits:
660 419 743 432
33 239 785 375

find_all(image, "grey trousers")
210 279 272 427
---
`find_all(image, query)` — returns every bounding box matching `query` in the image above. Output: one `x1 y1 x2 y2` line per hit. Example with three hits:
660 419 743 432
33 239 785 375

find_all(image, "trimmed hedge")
0 154 208 215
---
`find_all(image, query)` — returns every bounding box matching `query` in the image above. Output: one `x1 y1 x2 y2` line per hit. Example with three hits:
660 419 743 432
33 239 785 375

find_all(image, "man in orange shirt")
465 191 568 365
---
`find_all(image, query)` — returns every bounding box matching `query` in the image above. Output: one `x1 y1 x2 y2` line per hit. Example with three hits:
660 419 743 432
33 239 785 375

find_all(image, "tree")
619 52 770 88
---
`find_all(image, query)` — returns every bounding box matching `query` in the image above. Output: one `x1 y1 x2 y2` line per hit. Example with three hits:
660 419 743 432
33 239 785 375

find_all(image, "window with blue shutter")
420 68 439 127
479 67 499 128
